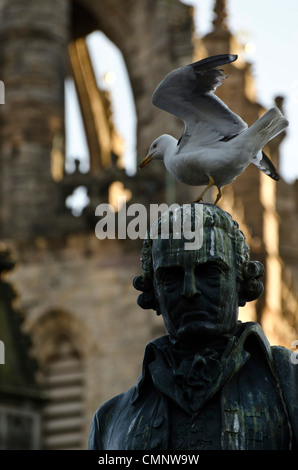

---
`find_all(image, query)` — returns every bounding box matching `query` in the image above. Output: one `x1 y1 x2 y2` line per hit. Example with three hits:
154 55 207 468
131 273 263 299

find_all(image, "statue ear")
242 261 264 280
238 294 247 307
238 261 264 305
133 275 145 291
133 275 158 312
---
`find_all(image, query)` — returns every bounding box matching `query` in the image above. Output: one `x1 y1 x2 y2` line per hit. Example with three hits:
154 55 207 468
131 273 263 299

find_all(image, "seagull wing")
152 54 247 148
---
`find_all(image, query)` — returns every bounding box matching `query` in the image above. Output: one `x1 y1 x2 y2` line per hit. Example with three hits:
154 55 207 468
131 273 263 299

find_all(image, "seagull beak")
139 153 153 169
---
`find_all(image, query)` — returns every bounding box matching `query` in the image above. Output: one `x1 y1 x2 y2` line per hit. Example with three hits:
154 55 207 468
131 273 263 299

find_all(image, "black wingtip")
191 54 238 71
272 171 280 181
261 151 280 181
229 54 238 62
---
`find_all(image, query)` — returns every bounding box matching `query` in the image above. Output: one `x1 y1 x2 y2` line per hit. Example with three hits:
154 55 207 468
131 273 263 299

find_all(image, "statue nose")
181 271 201 298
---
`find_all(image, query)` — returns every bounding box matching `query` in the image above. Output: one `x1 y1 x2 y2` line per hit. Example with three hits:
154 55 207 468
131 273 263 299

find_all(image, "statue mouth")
180 311 215 327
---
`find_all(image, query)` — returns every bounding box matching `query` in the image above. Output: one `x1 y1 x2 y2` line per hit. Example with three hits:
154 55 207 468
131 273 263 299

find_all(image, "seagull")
139 54 289 204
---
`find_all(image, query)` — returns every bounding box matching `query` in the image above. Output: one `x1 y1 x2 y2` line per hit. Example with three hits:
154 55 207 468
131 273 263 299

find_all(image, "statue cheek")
153 284 171 317
155 294 179 338
218 274 238 318
155 279 182 306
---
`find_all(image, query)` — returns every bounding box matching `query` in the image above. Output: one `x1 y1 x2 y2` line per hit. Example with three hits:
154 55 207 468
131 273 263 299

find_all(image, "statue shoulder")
271 345 298 448
88 387 135 450
271 345 291 355
271 344 298 376
271 344 297 371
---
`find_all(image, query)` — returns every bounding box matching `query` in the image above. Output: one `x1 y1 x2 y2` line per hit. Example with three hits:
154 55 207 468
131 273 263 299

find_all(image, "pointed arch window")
41 335 84 450
65 30 137 177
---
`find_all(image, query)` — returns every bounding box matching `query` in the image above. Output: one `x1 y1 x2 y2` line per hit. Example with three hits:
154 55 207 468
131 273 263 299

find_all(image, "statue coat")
89 322 298 450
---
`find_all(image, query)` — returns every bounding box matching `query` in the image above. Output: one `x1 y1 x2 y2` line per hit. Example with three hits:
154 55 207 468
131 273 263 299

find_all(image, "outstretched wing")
152 54 247 147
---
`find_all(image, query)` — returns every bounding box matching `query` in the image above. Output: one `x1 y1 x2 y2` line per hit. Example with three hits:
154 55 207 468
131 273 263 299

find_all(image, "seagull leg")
193 176 214 203
214 187 222 205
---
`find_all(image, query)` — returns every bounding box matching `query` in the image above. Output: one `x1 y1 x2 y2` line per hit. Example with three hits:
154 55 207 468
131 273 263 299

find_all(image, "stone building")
0 0 193 450
194 0 298 347
0 0 297 450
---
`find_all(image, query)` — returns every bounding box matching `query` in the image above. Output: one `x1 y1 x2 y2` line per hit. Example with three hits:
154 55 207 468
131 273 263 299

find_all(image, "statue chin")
173 315 237 347
175 321 221 345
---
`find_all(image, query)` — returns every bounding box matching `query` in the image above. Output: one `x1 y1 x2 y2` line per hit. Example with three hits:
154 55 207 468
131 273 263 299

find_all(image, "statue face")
152 237 239 345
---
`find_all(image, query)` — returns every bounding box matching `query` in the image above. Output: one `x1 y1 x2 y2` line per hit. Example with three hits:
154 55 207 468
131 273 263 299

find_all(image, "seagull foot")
192 176 215 204
214 188 222 205
192 196 204 203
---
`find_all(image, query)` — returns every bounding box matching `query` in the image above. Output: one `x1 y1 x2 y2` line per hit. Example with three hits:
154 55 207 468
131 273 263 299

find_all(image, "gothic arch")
28 309 98 449
71 0 130 50
28 309 98 367
0 0 193 238
69 0 194 157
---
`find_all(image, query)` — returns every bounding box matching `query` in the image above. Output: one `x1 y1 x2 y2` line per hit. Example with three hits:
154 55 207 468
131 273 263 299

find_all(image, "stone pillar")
0 0 70 240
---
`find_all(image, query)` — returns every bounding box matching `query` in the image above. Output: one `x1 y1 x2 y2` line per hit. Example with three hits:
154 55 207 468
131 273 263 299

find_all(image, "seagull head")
139 135 176 169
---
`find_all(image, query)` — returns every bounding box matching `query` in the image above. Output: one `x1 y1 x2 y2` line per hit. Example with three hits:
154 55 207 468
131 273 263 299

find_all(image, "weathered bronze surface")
89 203 298 450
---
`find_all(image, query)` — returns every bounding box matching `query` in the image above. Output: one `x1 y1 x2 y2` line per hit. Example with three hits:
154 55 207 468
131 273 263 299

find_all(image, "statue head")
133 203 264 346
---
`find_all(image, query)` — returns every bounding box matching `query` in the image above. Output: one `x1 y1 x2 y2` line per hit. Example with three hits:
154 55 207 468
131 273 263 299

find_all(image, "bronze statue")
89 203 298 450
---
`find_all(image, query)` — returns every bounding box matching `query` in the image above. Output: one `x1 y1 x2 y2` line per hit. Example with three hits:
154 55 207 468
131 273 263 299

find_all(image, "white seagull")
139 54 288 204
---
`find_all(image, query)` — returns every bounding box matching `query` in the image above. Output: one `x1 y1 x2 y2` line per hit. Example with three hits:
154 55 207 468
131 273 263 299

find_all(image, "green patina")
141 203 250 282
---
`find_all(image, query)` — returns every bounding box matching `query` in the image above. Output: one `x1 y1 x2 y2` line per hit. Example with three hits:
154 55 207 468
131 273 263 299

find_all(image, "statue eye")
158 267 184 283
203 264 224 277
194 263 225 278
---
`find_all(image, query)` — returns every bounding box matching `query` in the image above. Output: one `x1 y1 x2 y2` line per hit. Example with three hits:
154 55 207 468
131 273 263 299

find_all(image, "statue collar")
130 321 273 412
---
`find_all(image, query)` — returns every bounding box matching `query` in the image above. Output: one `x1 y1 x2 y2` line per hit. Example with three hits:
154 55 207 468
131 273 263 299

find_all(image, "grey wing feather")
152 54 247 138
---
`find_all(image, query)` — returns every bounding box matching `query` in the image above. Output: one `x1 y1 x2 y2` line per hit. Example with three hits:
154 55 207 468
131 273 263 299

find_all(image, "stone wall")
8 234 165 446
0 0 70 239
0 0 193 448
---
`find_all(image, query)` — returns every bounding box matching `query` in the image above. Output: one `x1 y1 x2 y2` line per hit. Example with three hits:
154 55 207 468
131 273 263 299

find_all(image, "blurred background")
0 0 297 450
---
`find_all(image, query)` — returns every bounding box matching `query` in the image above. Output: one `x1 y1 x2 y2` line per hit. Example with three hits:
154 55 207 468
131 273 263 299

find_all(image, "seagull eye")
153 143 157 149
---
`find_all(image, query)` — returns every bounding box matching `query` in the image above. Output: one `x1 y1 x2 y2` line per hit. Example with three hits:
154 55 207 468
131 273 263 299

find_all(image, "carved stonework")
212 0 228 31
0 247 43 449
0 405 41 450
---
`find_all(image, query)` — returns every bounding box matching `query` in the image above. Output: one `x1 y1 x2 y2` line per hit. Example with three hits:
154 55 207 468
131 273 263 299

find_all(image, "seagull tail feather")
245 107 288 151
